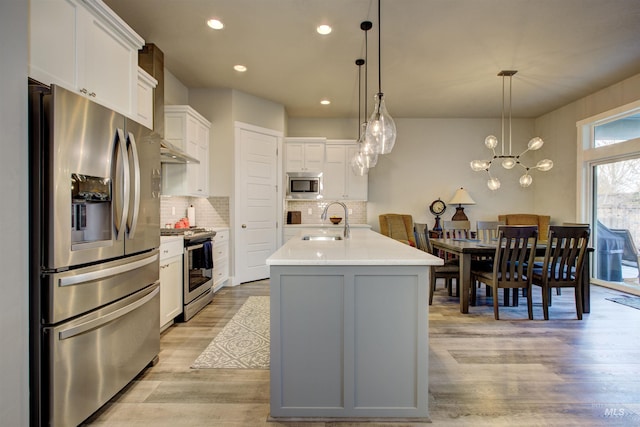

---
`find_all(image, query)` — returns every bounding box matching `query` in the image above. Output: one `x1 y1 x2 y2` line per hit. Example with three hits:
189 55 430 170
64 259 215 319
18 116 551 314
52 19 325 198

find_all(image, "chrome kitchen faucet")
321 201 350 239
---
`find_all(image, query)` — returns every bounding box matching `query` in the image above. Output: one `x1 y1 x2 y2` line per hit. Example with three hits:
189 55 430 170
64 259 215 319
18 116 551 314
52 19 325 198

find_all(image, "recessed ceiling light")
207 18 224 30
320 99 331 105
234 65 247 72
317 24 332 35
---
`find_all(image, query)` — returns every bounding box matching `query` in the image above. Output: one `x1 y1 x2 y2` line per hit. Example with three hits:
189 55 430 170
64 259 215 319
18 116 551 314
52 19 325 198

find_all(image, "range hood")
160 140 200 164
139 44 199 164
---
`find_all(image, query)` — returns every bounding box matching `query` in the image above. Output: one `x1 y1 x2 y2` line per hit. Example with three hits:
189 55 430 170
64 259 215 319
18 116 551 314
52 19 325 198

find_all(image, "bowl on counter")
329 216 342 225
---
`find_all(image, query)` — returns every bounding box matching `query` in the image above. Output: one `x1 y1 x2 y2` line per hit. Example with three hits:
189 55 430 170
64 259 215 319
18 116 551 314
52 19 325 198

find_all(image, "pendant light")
357 21 377 169
470 70 553 190
351 58 369 176
365 0 396 155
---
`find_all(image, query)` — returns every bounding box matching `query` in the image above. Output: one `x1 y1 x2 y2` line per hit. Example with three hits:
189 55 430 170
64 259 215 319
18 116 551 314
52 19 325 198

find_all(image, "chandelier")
470 70 553 190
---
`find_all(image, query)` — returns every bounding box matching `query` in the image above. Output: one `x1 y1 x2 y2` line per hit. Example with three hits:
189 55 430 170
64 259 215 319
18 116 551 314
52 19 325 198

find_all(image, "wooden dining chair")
531 225 590 320
471 226 538 320
442 220 471 239
476 220 505 241
414 223 459 304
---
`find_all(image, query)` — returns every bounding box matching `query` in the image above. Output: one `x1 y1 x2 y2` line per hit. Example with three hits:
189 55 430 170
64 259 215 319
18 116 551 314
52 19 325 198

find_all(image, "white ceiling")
104 0 640 119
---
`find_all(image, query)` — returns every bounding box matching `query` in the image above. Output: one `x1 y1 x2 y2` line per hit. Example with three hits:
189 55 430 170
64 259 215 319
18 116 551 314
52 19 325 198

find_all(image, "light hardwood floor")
83 280 640 426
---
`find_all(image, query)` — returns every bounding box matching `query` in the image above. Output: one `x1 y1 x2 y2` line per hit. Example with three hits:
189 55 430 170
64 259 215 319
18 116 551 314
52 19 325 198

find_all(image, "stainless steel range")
161 228 216 320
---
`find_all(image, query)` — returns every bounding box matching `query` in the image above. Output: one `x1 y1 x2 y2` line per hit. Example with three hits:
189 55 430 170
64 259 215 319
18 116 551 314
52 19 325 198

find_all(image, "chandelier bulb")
536 159 554 171
528 137 544 150
519 174 533 187
485 135 498 149
470 160 490 171
487 177 501 191
501 157 516 169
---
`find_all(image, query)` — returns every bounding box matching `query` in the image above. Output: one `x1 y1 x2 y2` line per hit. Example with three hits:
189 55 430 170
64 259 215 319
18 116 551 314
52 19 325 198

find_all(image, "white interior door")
234 123 280 284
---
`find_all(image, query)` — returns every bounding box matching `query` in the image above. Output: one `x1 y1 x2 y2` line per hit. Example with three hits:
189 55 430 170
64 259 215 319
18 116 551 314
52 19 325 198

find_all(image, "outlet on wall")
171 206 176 215
308 208 313 215
349 208 353 214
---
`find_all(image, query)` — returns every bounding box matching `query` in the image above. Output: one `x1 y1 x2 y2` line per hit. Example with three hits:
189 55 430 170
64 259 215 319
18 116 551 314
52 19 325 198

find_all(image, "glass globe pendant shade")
485 135 498 149
366 93 396 154
528 137 544 150
536 159 554 171
519 174 533 187
501 157 516 169
358 123 378 168
487 177 501 191
470 160 490 171
350 152 368 176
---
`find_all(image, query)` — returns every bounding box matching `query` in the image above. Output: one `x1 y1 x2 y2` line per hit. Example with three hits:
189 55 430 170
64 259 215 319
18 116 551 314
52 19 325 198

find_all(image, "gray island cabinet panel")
267 228 441 421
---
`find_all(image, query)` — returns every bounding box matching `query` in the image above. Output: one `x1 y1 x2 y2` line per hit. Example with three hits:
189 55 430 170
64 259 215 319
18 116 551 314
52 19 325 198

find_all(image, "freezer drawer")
43 250 159 324
44 283 160 427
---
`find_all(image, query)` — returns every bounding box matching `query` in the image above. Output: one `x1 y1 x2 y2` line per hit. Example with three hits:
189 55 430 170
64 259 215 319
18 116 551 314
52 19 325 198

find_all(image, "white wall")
164 67 189 105
189 88 286 197
288 116 540 231
0 2 29 426
534 72 640 222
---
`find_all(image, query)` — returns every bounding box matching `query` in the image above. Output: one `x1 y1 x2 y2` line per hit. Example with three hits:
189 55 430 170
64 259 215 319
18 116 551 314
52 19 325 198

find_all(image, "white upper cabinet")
162 106 211 197
284 137 325 172
137 67 157 129
29 0 144 117
323 141 368 201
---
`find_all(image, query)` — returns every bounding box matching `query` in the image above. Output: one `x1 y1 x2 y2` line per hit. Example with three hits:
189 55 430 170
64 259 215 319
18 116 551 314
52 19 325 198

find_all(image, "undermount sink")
302 235 343 241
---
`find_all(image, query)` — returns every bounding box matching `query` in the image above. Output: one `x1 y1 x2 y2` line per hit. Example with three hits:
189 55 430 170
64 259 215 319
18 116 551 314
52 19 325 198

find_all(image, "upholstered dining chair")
498 214 550 242
442 220 471 239
414 223 460 304
531 225 590 320
379 213 416 246
471 226 538 320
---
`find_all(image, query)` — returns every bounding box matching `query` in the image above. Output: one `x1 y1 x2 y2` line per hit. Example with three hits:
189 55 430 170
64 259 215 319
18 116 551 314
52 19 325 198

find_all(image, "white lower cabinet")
212 229 230 291
159 238 183 330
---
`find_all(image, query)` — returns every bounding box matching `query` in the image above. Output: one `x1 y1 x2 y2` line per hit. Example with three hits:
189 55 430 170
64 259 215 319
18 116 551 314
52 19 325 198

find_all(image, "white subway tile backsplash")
285 200 367 225
161 196 229 228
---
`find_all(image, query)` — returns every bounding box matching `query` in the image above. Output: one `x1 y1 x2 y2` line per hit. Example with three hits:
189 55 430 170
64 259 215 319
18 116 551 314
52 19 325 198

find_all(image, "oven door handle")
186 243 204 251
58 284 159 340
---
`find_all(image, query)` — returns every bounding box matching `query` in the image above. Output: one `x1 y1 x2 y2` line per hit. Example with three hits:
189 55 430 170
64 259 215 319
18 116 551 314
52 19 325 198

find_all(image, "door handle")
242 224 247 228
114 128 129 240
126 131 141 239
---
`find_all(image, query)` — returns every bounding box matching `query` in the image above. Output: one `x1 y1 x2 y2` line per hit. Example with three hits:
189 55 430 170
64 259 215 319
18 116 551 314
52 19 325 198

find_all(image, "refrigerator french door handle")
58 252 158 287
58 284 159 340
126 131 141 239
114 128 130 240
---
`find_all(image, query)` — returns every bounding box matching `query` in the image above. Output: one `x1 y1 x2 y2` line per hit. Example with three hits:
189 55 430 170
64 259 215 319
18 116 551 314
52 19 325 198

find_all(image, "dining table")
430 238 592 314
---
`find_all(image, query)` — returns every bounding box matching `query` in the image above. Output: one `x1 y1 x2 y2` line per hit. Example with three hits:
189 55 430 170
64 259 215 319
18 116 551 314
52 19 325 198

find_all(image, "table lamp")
448 187 475 221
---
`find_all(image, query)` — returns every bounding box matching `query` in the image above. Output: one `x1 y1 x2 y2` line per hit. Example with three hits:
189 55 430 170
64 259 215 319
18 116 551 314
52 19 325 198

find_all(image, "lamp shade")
449 188 476 205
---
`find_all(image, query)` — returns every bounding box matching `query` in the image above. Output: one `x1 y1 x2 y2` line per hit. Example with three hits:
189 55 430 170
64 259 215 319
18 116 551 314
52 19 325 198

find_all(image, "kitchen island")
266 228 442 422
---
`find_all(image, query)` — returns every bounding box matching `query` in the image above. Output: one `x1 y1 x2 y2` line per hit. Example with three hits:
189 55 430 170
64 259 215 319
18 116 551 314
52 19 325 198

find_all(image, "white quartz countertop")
284 223 371 228
268 228 443 266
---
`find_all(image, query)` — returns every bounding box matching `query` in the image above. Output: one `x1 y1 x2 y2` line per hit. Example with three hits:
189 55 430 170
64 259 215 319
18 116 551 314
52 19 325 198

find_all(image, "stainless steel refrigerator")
29 82 162 427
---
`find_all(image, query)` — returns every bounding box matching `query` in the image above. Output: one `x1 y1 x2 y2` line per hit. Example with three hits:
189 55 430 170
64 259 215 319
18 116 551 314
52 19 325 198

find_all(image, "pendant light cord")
377 0 382 94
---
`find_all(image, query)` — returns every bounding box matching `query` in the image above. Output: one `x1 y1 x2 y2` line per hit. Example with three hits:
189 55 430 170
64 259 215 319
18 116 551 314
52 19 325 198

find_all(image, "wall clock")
429 198 446 231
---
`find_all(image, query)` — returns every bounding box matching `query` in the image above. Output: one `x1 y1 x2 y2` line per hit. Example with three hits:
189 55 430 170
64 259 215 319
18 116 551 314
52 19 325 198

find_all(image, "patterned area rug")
191 296 270 369
606 296 640 310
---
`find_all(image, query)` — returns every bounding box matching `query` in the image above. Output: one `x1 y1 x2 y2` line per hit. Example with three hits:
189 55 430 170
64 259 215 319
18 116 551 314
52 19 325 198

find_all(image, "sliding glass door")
578 103 640 294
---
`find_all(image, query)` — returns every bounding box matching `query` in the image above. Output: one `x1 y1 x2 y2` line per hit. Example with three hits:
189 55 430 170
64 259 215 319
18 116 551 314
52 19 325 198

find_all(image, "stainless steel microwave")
286 172 323 199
